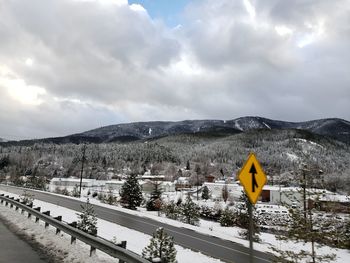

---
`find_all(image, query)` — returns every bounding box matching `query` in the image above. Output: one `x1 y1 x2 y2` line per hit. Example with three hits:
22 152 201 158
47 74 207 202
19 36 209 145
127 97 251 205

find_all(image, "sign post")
238 153 267 263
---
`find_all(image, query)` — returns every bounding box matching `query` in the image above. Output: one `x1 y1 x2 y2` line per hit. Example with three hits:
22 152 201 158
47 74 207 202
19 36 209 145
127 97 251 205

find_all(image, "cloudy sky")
0 0 349 140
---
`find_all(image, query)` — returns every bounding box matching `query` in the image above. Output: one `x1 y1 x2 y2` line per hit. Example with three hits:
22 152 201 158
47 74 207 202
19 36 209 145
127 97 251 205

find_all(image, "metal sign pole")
248 200 254 263
238 153 266 263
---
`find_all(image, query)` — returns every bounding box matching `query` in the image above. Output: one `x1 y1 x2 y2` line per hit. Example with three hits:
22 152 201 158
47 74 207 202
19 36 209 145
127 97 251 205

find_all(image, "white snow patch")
263 122 271 129
0 190 223 263
1 188 349 263
234 121 243 131
285 152 299 162
148 128 152 135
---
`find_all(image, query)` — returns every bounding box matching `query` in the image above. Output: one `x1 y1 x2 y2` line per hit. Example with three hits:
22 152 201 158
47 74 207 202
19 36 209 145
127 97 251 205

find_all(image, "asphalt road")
0 185 274 263
0 219 47 263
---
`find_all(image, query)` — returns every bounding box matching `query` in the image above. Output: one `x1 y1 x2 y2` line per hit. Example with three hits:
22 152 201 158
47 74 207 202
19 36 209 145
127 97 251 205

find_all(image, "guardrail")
0 194 149 263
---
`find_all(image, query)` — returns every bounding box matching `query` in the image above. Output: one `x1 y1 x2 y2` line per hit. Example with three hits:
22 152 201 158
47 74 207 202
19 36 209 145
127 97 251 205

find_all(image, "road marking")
0 186 271 263
100 208 271 262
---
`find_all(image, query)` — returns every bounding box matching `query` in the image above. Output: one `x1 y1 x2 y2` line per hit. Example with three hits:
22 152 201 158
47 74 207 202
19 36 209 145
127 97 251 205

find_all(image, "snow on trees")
19 189 34 205
120 174 143 210
180 194 200 226
201 185 210 200
236 192 260 242
219 207 235 227
142 227 177 263
77 198 97 236
146 181 163 211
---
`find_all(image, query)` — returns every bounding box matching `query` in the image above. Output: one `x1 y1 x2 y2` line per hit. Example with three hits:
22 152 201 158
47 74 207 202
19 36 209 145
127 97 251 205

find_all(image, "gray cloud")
0 0 349 139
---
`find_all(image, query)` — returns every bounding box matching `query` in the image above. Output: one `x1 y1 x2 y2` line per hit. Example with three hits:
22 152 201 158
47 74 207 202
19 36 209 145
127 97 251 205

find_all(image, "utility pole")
196 172 199 201
301 163 316 263
79 144 87 198
302 168 307 221
248 201 254 263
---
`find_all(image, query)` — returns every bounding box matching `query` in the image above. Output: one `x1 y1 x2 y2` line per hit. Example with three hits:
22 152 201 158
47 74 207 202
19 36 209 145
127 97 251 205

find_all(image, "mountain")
1 117 350 146
227 117 350 143
76 117 350 143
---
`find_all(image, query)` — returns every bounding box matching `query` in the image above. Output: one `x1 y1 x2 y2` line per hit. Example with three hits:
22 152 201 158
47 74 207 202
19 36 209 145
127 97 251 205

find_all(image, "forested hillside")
1 128 349 194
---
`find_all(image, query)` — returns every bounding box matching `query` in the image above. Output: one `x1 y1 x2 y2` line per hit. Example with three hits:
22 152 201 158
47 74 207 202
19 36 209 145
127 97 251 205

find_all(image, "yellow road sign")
238 153 267 205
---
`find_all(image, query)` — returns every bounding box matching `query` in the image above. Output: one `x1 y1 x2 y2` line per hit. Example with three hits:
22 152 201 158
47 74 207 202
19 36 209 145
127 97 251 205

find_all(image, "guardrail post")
10 197 14 208
68 222 77 244
54 216 62 234
15 199 20 210
34 207 41 222
118 241 127 263
90 246 96 257
43 211 50 228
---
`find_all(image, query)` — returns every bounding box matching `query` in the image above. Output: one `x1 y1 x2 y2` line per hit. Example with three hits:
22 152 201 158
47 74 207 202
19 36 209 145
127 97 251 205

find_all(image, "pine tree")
120 174 143 210
142 227 177 263
270 166 337 262
237 192 260 242
146 181 163 211
72 184 80 197
201 185 210 200
105 187 116 205
180 195 200 226
162 201 181 220
219 207 235 227
77 198 97 236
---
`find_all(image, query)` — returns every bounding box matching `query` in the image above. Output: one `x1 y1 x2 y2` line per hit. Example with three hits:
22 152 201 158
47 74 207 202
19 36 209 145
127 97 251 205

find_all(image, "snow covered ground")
1 188 349 263
0 190 222 263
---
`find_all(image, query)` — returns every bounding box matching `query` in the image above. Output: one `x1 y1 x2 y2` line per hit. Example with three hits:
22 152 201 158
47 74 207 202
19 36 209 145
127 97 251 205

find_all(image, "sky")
0 0 350 140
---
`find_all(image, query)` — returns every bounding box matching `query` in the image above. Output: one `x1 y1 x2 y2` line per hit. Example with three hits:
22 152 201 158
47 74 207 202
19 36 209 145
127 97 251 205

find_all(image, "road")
0 219 47 263
0 185 274 263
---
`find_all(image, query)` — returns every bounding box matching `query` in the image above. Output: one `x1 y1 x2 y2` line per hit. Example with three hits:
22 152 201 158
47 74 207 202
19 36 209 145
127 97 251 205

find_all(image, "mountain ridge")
1 116 350 145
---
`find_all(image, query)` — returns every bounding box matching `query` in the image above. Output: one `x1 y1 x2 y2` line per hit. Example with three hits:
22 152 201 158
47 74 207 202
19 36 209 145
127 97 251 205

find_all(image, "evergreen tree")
105 187 116 205
237 192 260 242
270 204 336 263
72 184 80 197
180 195 200 226
162 201 181 220
201 185 210 200
270 168 337 263
146 181 163 211
120 174 143 210
77 198 97 236
219 207 235 227
142 227 177 263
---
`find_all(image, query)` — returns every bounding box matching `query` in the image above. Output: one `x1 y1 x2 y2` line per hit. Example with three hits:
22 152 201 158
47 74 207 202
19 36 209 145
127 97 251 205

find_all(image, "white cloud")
275 25 294 37
25 58 34 67
0 0 349 139
243 0 256 19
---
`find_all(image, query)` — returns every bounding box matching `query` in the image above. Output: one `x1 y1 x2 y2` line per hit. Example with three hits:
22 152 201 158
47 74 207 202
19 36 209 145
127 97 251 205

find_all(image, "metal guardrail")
0 194 149 263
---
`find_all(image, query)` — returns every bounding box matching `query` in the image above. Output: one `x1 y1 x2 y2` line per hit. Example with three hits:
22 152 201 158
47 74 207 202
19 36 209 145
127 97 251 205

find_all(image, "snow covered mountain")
2 117 350 145
74 117 350 143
